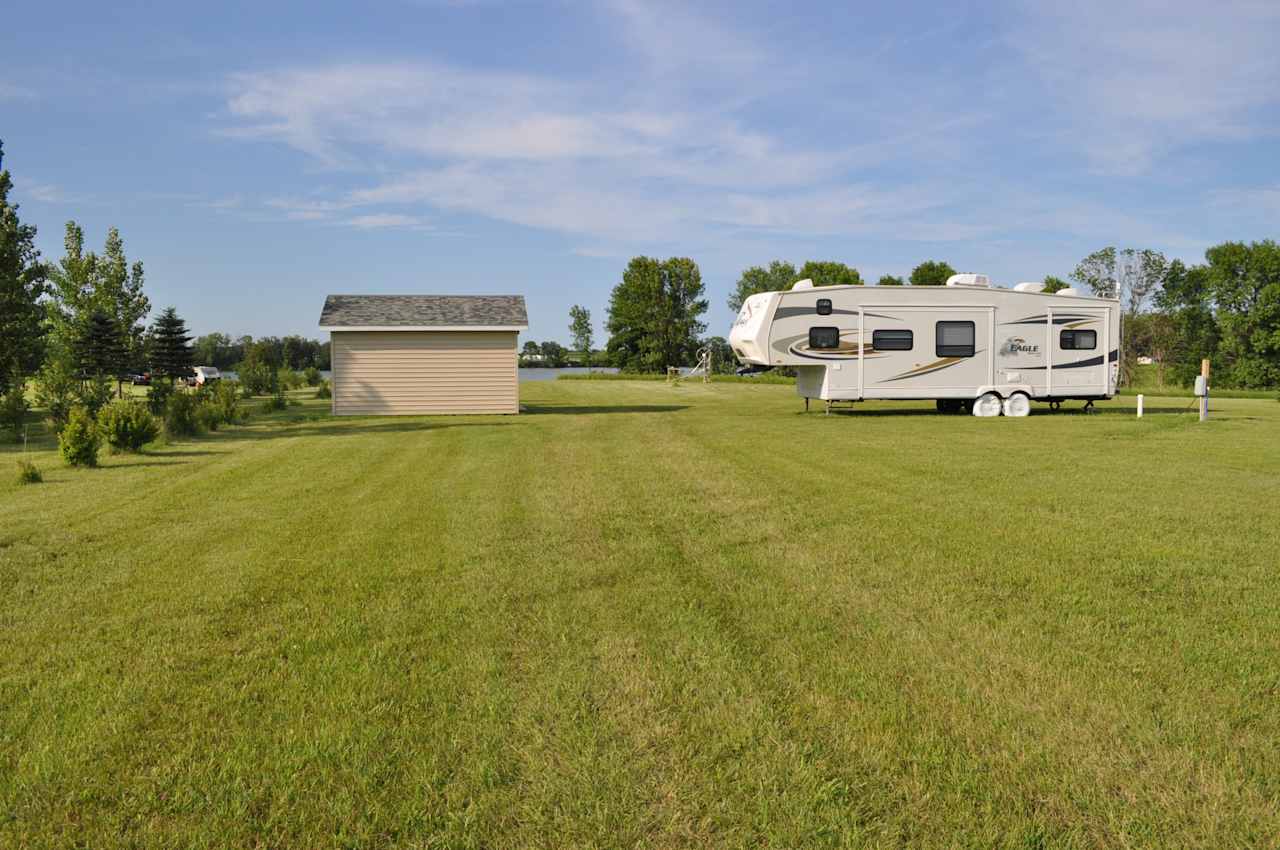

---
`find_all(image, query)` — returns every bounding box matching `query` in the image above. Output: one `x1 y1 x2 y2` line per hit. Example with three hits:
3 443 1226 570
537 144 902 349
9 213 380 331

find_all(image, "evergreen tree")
75 309 126 380
0 141 49 394
149 307 194 383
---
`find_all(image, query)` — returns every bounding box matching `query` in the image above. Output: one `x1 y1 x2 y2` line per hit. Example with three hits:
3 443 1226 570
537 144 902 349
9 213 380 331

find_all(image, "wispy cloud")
1005 0 1280 174
213 0 1278 253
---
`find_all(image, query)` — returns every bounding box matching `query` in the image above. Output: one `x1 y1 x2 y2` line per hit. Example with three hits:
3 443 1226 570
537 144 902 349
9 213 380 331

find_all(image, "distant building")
319 294 527 415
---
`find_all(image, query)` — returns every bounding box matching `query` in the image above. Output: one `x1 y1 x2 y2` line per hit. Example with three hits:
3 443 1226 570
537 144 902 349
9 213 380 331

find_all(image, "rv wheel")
1002 392 1031 418
972 392 1003 417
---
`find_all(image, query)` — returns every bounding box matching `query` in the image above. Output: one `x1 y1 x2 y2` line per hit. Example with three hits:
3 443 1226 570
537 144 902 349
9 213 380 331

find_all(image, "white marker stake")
1137 394 1144 418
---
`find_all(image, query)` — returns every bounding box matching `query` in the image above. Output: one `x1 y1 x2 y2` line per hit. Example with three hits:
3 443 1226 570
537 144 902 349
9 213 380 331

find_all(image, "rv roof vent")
946 273 990 287
791 278 815 290
1014 281 1045 293
1054 287 1085 297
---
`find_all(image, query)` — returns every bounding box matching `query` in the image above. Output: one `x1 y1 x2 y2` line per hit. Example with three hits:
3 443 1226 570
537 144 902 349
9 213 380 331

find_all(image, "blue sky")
3 0 1279 344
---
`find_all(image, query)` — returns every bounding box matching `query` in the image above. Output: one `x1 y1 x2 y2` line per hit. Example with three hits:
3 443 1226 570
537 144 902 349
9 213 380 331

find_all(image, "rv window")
935 321 975 357
1061 329 1097 350
808 326 841 349
872 329 913 351
816 298 832 316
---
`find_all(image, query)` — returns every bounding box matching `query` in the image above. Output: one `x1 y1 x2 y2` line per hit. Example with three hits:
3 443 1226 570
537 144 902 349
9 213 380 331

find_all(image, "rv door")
1050 308 1111 395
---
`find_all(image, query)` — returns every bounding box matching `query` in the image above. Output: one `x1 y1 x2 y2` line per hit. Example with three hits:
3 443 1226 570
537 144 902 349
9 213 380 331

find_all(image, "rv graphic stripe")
878 353 984 382
1006 314 1096 325
1022 349 1119 370
773 307 903 321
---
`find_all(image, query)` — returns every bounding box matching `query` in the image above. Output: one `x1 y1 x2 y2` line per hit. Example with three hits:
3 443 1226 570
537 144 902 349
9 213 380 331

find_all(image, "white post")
1199 359 1210 422
1136 394 1144 418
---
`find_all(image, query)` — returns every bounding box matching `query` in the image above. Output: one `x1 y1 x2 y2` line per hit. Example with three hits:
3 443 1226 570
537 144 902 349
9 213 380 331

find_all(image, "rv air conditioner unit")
1014 281 1045 293
791 278 815 290
946 273 990 287
1054 287 1085 297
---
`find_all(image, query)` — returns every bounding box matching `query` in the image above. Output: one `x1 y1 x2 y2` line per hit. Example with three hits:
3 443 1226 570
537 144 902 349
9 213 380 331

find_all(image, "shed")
318 294 528 415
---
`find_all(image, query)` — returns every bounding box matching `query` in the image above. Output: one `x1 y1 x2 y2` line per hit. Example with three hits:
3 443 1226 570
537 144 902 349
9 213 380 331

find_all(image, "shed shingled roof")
319 295 528 328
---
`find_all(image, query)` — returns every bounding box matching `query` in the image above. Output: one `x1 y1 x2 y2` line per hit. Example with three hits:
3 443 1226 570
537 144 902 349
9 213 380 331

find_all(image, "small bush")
147 380 174 415
16 458 42 485
260 394 289 414
279 368 305 391
315 380 332 400
98 400 160 453
196 403 223 432
1 382 30 442
237 360 273 395
59 405 101 467
304 367 321 387
77 374 114 418
209 380 245 424
163 392 200 439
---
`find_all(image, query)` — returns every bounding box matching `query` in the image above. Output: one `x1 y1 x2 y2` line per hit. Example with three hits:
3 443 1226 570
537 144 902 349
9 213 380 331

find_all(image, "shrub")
59 405 101 467
237 359 273 395
163 392 200 439
304 367 322 387
196 403 223 432
278 368 305 391
35 358 78 434
260 393 289 413
77 374 114 418
146 379 174 415
208 380 244 424
15 458 42 485
315 380 332 400
98 400 160 453
1 382 30 442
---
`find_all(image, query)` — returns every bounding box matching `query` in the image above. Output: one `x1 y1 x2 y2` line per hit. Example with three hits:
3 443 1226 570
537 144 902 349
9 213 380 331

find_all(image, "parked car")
130 372 151 386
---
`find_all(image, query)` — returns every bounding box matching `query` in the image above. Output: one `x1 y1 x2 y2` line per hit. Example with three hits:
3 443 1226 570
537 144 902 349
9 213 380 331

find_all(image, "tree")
876 274 904 286
0 142 48 394
520 340 542 362
193 333 234 369
568 305 594 369
1155 260 1219 387
909 260 956 286
97 227 149 377
75 309 126 380
46 222 150 395
728 260 797 313
149 307 193 383
799 260 861 287
703 336 737 374
607 256 708 372
539 340 568 368
1202 240 1280 388
1042 275 1069 294
1072 247 1166 314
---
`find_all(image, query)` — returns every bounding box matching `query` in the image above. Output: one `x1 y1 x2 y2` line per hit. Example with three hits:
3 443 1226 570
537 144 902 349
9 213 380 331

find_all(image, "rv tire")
1002 392 1031 418
972 392 1003 417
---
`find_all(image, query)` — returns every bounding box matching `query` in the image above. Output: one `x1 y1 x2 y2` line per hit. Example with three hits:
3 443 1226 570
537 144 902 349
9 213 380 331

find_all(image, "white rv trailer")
728 274 1121 416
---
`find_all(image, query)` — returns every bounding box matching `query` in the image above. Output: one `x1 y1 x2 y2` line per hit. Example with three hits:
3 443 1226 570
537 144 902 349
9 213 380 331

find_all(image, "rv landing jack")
1083 400 1095 414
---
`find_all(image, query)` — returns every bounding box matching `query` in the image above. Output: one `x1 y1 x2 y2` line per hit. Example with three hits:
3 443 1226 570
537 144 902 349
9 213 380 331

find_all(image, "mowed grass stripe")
1 382 1278 847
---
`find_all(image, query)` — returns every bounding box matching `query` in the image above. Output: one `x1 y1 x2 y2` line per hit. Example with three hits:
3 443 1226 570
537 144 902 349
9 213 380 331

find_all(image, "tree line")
595 249 1280 388
0 142 331 432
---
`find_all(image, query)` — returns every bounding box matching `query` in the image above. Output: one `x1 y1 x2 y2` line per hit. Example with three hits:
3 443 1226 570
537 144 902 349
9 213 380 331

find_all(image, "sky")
3 0 1279 345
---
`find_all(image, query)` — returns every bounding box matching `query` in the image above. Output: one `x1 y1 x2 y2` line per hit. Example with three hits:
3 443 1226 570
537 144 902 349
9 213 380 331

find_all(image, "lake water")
221 368 616 382
519 367 620 382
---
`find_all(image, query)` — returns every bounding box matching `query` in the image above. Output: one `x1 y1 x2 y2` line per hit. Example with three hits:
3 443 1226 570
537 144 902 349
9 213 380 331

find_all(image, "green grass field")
2 382 1278 848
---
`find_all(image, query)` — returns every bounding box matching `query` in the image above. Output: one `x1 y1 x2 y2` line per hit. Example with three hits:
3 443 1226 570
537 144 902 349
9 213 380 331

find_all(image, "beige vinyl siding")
331 330 518 415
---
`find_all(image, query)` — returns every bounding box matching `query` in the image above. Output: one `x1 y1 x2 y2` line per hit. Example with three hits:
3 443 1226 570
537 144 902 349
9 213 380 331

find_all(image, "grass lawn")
2 382 1278 848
